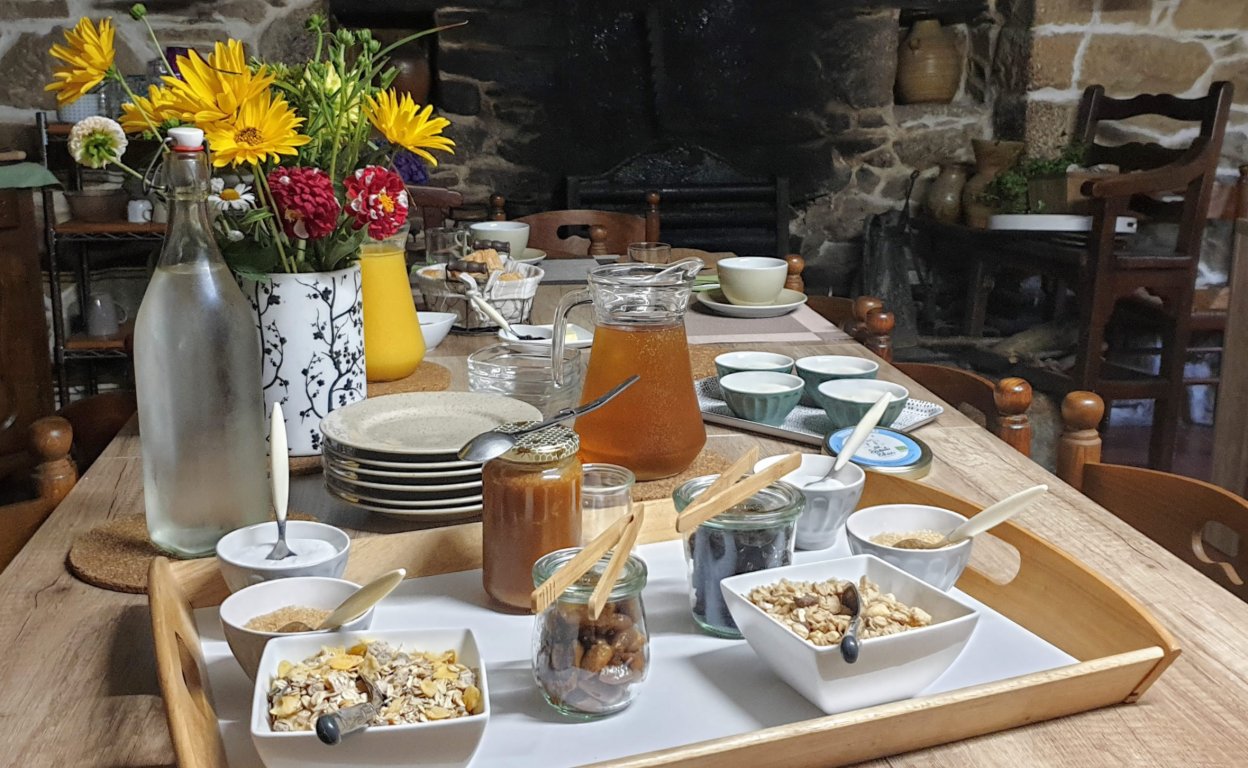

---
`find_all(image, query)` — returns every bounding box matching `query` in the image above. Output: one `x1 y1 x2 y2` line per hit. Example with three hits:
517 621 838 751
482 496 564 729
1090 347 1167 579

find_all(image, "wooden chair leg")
1150 307 1194 471
965 258 992 336
1058 391 1105 490
993 377 1033 457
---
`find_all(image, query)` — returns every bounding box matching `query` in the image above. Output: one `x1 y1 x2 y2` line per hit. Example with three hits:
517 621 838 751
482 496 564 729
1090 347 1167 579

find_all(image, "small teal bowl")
719 371 804 426
814 378 909 431
795 355 879 407
715 351 795 380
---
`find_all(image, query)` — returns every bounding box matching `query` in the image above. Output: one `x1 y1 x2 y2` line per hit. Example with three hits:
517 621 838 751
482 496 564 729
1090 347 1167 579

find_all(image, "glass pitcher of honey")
552 258 706 480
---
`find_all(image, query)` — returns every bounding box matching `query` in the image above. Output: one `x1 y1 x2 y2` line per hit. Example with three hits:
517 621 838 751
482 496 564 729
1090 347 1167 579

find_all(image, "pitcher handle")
552 287 593 388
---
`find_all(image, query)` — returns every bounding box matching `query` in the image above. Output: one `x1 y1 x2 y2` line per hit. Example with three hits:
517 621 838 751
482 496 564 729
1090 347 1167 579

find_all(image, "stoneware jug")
924 164 969 224
896 19 961 104
962 139 1025 228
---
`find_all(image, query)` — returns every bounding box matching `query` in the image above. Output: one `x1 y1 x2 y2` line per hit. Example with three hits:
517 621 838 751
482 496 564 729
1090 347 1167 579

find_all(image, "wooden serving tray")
149 472 1178 768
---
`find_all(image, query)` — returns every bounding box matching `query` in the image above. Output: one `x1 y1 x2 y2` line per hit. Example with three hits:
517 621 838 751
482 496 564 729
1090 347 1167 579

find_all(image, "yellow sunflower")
45 18 116 106
163 40 274 128
203 89 310 167
365 90 455 166
120 84 181 135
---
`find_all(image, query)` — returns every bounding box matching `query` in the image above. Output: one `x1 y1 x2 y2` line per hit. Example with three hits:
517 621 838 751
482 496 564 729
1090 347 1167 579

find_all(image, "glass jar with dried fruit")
482 423 583 611
531 547 649 719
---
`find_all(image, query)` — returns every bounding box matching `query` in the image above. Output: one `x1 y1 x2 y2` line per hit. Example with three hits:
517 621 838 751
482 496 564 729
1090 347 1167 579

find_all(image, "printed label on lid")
828 428 920 467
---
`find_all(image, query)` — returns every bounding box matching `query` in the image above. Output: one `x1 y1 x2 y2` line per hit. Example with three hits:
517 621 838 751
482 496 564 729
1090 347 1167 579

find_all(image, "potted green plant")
979 143 1089 216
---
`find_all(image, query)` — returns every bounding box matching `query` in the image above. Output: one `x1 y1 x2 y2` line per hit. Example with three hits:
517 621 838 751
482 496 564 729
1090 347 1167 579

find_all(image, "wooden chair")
406 185 464 231
1058 390 1248 602
895 363 1033 457
1 416 76 571
489 192 660 258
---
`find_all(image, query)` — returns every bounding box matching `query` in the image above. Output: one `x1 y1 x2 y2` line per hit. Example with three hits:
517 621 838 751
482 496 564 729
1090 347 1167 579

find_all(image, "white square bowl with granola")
250 628 488 768
720 554 979 714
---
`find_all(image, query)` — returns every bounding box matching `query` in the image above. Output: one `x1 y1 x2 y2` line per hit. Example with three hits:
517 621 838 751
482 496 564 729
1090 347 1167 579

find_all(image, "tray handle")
150 556 228 768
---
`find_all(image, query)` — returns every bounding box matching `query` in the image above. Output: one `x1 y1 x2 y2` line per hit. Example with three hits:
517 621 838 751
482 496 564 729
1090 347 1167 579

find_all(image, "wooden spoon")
893 485 1048 549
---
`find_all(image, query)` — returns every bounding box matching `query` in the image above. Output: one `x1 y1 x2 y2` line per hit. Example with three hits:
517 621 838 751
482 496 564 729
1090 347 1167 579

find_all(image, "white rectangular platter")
195 538 1074 768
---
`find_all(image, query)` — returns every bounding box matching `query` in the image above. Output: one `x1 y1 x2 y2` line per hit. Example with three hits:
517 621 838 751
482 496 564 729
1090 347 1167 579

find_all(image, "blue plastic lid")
825 427 926 469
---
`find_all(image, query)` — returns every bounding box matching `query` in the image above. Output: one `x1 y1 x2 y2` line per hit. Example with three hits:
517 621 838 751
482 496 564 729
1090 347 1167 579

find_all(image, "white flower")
67 116 128 169
226 229 245 242
209 177 256 211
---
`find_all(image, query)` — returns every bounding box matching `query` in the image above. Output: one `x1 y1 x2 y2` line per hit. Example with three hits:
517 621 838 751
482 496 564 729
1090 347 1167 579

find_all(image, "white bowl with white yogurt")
216 520 351 592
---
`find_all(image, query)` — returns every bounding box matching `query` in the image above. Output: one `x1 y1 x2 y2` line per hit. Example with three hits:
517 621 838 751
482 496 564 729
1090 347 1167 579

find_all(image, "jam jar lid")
532 547 648 603
822 427 932 479
495 421 580 464
672 474 805 530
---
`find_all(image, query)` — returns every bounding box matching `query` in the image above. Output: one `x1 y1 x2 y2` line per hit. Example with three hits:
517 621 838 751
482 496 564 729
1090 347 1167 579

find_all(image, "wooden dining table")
4 281 1248 767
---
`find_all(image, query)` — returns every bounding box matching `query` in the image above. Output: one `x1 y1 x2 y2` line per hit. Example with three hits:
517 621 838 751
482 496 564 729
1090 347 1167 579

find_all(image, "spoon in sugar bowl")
265 403 296 561
277 568 407 633
892 484 1048 550
795 392 891 491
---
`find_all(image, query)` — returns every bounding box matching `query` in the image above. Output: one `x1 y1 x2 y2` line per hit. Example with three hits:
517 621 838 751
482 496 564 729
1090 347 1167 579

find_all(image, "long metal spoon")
893 484 1048 550
276 568 407 633
265 403 296 561
840 581 862 664
454 271 542 340
457 375 640 462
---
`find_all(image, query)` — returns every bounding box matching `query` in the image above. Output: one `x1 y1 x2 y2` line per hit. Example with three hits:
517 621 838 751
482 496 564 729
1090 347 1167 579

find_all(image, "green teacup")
719 371 804 426
814 378 909 431
795 355 879 407
714 351 795 379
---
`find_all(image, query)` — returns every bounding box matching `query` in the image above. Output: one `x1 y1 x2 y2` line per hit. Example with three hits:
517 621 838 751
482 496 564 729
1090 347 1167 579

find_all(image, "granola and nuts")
747 576 933 646
266 640 483 731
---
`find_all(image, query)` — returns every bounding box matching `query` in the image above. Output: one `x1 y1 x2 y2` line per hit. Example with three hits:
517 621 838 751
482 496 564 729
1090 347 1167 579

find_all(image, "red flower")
344 165 409 239
267 166 340 240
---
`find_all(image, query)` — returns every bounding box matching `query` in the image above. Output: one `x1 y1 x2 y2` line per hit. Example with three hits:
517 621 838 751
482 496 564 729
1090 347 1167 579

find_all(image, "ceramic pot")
962 139 1024 228
240 266 367 455
896 19 961 104
924 164 969 224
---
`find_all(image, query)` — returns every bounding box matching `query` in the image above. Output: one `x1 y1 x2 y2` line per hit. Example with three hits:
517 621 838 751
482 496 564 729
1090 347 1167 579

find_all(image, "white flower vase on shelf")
240 265 367 455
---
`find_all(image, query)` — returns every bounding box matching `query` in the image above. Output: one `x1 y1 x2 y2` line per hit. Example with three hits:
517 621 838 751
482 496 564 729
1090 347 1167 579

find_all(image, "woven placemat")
632 451 734 502
67 511 318 594
688 345 735 381
288 361 453 476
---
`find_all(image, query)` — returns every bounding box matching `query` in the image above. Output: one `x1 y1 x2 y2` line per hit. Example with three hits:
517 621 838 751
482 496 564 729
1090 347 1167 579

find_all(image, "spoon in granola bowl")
316 671 383 745
840 581 862 664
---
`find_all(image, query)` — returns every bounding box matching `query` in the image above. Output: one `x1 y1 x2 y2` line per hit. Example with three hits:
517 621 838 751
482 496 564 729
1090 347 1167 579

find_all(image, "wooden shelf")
53 220 165 235
63 321 133 357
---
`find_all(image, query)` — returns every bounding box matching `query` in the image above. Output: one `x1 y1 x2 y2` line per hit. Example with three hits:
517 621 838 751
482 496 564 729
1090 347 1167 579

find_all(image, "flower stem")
253 164 295 273
137 14 173 76
110 68 160 138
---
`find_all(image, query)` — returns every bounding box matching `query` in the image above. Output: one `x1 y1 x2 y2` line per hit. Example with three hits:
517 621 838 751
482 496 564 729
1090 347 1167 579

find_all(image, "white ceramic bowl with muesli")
250 628 489 768
720 554 979 714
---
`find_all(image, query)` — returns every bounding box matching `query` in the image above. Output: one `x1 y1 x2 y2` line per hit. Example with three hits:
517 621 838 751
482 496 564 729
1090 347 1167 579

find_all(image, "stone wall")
0 0 323 153
1023 0 1248 166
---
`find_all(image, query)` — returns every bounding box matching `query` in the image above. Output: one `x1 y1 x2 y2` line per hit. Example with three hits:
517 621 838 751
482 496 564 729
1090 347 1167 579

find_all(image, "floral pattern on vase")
241 265 367 455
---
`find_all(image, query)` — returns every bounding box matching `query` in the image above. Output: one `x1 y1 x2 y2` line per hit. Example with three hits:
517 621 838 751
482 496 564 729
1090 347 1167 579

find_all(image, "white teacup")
469 221 529 258
717 256 787 306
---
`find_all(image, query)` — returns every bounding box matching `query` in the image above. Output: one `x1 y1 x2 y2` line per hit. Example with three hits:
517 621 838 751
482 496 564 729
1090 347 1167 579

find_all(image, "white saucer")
498 323 594 348
988 214 1138 233
695 288 808 319
511 248 547 264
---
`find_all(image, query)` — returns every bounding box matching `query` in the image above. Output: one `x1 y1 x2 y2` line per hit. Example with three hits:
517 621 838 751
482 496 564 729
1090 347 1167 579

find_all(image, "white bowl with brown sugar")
220 576 375 679
845 503 974 590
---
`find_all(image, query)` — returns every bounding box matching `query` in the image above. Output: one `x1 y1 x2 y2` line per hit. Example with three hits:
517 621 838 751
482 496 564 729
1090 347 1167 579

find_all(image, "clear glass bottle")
531 547 649 719
134 127 268 557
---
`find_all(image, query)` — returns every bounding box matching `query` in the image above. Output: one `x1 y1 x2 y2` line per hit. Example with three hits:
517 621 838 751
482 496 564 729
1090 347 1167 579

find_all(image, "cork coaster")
287 361 453 477
689 345 735 381
67 511 318 594
632 451 734 502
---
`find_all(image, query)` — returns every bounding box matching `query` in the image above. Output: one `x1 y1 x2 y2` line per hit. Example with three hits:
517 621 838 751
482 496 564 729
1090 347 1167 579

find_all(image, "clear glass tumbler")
580 463 635 544
626 242 672 264
425 226 470 265
467 342 584 417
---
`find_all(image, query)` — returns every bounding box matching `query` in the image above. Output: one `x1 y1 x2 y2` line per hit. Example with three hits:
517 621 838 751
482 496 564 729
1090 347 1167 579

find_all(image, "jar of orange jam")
482 423 583 611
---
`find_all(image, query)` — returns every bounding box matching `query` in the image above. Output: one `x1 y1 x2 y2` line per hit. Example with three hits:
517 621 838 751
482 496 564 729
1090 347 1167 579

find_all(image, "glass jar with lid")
673 475 804 638
531 547 650 719
482 423 583 611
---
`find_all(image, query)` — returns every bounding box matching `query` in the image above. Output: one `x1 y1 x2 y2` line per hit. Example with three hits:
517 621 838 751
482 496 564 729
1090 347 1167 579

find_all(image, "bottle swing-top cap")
168 127 205 151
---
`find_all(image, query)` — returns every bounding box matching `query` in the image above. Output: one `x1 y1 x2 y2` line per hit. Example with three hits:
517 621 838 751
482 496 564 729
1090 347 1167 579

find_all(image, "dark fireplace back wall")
342 1 1006 293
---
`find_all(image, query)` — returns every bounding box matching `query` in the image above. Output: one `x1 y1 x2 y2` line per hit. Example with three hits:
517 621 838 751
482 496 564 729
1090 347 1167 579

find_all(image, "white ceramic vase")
240 266 367 455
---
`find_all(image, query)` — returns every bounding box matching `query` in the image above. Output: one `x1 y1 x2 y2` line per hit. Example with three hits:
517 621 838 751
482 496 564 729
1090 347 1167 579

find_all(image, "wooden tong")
674 450 801 534
530 504 645 617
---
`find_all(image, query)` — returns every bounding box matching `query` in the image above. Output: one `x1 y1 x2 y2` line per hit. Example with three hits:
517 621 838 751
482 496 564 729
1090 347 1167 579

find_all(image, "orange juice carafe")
360 231 425 381
552 258 706 480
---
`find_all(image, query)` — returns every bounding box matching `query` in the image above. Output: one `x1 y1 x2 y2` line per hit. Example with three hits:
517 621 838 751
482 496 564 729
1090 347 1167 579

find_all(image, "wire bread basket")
414 262 544 330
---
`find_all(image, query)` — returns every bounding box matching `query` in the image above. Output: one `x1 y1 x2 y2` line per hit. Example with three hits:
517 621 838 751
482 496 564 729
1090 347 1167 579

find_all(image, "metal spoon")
265 403 296 561
840 581 862 664
276 568 407 633
316 671 382 745
454 272 542 340
457 374 640 462
892 484 1048 550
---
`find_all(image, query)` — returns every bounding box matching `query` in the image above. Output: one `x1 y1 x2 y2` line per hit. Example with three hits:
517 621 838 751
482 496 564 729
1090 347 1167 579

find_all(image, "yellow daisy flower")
45 18 116 106
203 90 310 167
163 40 274 127
365 90 455 166
120 84 181 135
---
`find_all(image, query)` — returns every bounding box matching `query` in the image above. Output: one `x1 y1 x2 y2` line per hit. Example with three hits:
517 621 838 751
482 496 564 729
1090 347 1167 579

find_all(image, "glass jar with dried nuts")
482 423 583 611
531 547 649 719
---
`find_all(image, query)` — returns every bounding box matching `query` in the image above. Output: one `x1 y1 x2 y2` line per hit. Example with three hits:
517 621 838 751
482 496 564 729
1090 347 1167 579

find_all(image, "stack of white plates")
319 392 541 520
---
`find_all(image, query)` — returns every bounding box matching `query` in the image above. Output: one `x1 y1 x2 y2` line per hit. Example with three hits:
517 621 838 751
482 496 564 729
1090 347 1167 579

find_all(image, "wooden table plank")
4 287 1248 767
